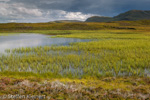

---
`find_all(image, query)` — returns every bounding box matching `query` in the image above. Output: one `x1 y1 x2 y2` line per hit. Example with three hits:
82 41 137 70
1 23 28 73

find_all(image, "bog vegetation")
0 29 150 79
1 20 150 33
0 20 150 99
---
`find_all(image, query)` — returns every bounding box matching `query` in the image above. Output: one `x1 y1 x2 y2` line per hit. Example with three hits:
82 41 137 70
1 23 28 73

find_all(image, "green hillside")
114 10 150 20
85 16 114 22
86 10 150 22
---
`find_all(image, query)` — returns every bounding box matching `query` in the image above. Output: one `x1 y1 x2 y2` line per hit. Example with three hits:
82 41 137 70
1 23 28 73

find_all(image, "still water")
0 33 89 53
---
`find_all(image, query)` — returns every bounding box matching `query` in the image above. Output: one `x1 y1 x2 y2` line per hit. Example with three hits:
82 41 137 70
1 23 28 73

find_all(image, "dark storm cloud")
65 0 150 16
0 0 150 22
10 0 150 16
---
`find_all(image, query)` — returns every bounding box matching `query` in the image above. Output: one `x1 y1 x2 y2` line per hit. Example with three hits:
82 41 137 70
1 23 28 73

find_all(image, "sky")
0 0 150 23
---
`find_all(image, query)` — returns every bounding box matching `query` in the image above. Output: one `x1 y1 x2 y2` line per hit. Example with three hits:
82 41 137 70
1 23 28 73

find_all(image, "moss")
0 77 149 99
0 24 150 99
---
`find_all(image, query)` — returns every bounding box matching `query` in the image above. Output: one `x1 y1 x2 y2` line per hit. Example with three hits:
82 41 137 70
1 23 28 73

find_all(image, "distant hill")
51 20 83 23
86 16 114 22
86 10 150 22
114 10 150 21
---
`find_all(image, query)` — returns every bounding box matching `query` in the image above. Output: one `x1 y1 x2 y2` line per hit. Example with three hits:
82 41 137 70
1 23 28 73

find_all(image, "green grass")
0 23 150 99
0 21 150 99
0 27 150 100
1 20 150 33
1 30 150 79
0 76 149 99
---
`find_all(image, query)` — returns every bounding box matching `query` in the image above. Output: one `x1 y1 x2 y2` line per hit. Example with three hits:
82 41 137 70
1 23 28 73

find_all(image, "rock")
51 81 66 89
51 81 79 92
18 80 33 87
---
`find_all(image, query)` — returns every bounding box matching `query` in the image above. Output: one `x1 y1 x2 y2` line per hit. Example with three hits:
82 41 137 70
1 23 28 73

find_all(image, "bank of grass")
1 30 150 79
0 72 149 92
0 33 16 36
53 29 149 39
0 22 150 99
0 76 149 99
1 20 150 33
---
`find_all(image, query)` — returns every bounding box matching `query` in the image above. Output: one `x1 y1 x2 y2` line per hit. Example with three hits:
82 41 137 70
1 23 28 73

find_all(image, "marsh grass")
0 30 150 78
1 21 150 99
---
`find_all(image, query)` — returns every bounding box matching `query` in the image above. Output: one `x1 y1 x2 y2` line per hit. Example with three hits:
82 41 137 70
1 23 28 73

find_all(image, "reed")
0 30 149 78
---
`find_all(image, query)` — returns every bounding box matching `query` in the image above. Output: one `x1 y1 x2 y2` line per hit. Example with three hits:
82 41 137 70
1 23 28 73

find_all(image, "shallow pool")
0 33 89 53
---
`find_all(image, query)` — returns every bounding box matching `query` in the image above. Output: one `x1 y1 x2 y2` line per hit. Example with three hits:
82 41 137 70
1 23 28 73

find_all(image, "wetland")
0 21 150 99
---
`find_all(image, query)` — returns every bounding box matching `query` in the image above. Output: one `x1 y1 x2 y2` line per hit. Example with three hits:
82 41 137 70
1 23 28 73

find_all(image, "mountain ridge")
86 10 150 22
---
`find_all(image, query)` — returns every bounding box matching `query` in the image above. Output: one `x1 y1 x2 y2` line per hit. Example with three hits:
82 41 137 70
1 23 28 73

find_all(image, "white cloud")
0 3 42 18
44 10 95 21
0 0 10 2
17 7 42 17
0 2 96 23
64 12 94 20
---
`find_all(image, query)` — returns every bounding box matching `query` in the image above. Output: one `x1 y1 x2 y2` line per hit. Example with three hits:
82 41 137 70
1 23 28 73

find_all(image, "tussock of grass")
1 20 150 33
1 30 150 78
0 77 149 99
0 23 150 98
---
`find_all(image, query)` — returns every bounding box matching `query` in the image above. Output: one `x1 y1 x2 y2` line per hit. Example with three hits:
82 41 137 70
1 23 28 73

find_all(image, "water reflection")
0 33 89 53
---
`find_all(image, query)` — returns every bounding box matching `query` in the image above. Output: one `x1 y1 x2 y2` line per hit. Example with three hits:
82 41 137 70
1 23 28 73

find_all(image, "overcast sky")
0 0 150 23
